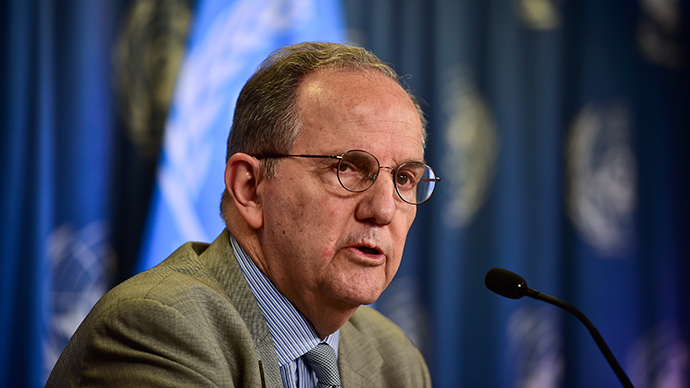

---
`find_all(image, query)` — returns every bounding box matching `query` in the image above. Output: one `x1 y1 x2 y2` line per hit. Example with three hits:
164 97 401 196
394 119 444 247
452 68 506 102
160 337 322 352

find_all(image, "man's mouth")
356 246 381 255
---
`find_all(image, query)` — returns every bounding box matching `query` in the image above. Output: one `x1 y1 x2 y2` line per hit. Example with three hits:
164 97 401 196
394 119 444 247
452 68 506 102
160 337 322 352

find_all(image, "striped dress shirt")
231 237 340 388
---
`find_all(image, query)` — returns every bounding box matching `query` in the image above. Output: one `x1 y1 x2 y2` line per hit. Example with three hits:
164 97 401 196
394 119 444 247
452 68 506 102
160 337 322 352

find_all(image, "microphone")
485 268 635 388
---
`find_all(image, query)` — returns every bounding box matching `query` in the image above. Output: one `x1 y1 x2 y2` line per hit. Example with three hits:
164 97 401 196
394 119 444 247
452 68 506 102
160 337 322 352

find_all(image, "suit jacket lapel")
201 230 284 388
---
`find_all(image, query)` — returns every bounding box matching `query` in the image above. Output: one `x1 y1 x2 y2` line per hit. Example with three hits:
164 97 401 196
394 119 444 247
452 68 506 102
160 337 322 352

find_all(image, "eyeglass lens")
337 150 437 204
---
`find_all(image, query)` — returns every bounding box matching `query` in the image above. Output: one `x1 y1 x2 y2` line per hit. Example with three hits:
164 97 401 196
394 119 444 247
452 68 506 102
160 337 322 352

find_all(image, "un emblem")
441 67 499 228
508 307 564 387
377 276 428 352
637 0 684 68
565 101 637 257
628 321 689 387
42 222 112 379
515 0 561 30
114 0 192 154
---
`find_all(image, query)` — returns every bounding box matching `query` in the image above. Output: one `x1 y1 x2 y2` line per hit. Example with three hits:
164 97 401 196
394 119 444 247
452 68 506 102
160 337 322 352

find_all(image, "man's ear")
224 153 264 229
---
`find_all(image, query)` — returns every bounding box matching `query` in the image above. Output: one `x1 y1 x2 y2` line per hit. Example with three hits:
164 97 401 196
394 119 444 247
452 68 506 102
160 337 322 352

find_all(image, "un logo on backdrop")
508 307 564 387
377 276 428 352
628 321 689 388
42 222 112 379
565 101 637 257
637 0 684 68
441 67 499 228
515 0 561 30
114 0 192 155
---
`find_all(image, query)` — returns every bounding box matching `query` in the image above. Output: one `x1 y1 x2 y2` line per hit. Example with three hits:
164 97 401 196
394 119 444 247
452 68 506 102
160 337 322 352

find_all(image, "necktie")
303 343 341 388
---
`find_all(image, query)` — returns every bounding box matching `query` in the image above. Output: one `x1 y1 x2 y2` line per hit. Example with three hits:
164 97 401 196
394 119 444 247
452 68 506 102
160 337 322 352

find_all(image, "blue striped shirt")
231 237 340 388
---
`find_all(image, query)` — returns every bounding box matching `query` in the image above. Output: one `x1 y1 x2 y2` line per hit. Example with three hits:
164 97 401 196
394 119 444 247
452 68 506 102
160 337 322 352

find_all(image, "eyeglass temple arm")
253 153 341 160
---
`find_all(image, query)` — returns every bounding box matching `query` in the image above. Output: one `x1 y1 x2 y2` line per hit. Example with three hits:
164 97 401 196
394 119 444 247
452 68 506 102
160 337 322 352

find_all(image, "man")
47 42 438 387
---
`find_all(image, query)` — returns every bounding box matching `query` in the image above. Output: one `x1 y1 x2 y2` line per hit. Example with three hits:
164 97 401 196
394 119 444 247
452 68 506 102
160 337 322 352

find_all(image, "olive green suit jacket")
46 230 431 387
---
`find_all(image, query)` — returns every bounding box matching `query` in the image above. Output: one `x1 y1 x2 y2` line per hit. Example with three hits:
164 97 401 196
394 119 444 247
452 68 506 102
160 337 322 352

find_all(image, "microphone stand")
523 288 635 388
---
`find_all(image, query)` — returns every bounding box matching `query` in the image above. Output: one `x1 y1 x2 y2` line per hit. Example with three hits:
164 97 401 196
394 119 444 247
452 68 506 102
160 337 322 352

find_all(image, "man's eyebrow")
397 157 427 165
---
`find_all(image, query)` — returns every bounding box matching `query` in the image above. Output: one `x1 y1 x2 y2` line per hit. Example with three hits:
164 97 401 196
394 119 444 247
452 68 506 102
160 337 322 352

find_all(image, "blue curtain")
2 1 688 387
0 1 121 387
346 1 690 387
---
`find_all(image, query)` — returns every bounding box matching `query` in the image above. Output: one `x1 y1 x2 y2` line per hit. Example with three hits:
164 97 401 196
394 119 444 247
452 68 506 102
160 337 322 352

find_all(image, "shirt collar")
231 236 339 366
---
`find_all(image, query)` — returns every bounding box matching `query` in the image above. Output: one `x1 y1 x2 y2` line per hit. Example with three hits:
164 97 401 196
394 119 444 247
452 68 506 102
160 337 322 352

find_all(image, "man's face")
257 69 424 317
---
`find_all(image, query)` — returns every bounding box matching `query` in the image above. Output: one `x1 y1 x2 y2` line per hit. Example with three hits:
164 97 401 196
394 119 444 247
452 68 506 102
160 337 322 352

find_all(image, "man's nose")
355 167 398 225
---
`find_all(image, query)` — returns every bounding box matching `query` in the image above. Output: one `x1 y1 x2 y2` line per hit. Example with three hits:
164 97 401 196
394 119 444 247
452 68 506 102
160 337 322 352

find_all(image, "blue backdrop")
1 1 688 387
1 1 118 386
345 1 690 387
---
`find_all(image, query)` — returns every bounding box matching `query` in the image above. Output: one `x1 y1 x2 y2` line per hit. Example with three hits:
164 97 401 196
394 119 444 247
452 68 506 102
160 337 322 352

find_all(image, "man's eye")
397 166 423 188
338 162 354 172
396 173 412 186
339 161 368 176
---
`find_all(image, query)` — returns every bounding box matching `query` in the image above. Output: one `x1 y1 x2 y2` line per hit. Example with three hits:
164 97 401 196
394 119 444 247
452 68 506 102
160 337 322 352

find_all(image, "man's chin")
323 271 390 308
331 288 384 308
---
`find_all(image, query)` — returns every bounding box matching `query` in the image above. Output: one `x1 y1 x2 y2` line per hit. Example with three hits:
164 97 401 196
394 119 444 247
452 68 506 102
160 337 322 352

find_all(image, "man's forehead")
291 68 423 153
298 71 416 121
299 68 407 100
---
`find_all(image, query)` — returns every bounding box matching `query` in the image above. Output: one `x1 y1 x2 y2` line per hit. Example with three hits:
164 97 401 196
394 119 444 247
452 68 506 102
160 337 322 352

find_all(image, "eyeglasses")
254 149 440 205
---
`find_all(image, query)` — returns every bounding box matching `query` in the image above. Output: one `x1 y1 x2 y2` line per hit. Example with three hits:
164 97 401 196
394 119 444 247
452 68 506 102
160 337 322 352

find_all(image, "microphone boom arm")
524 288 635 388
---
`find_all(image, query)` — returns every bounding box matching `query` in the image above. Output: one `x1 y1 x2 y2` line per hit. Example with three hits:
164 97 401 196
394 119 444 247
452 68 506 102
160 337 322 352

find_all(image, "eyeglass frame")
253 149 441 205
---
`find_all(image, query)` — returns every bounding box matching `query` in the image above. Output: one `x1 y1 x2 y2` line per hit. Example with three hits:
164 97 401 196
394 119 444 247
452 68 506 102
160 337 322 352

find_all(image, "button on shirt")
232 237 340 388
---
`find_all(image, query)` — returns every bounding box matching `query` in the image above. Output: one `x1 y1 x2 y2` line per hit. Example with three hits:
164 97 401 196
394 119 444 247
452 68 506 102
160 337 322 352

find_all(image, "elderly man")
47 42 438 388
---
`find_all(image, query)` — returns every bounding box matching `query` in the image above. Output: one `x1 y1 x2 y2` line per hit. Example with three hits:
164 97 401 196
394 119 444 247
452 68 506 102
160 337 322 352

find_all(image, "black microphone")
485 268 635 388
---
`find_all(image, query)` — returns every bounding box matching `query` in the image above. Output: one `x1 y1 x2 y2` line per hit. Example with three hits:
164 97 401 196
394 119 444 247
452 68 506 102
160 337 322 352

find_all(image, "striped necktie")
303 343 341 388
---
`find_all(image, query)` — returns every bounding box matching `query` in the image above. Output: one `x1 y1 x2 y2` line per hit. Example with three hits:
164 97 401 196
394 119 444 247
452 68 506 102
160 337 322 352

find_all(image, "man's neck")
230 228 359 339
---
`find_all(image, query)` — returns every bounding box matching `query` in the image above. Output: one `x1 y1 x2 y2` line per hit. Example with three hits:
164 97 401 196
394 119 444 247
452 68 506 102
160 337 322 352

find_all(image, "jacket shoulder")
340 306 431 387
46 237 266 387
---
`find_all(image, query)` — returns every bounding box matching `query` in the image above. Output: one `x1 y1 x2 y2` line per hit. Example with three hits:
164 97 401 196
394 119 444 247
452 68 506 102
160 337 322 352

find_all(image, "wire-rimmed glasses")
254 149 440 205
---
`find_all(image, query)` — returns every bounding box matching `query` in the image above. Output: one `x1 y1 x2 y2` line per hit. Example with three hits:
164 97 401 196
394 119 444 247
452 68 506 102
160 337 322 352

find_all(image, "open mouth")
357 246 380 255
